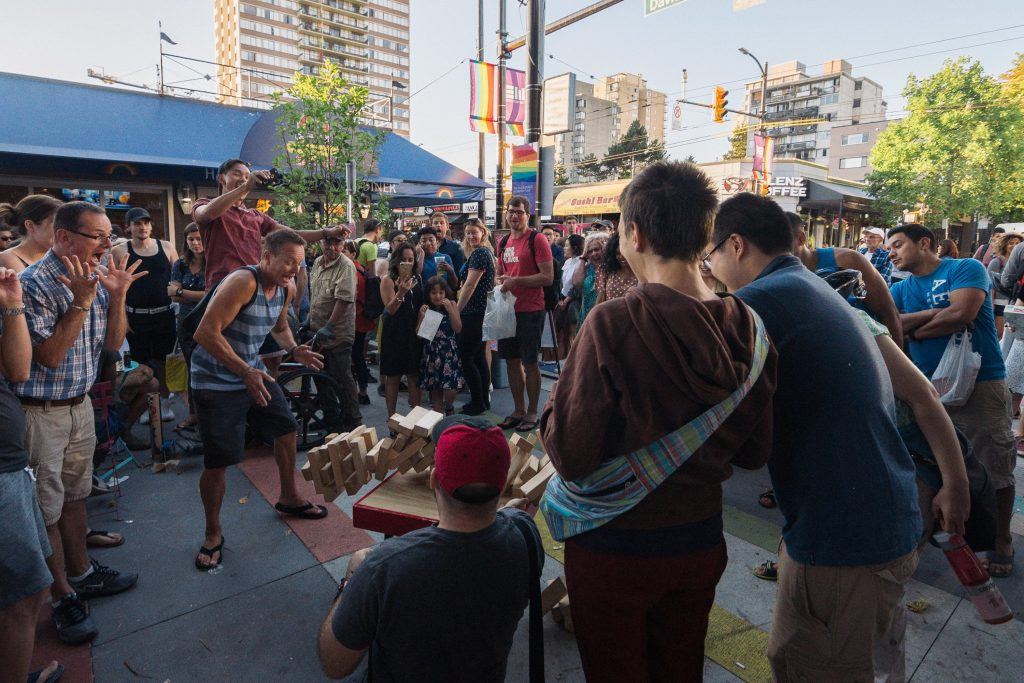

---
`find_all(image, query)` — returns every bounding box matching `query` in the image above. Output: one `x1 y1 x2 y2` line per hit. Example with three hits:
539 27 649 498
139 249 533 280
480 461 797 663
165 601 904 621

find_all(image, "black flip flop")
195 536 224 571
27 663 64 683
86 529 125 548
497 416 523 430
275 502 329 520
515 418 539 432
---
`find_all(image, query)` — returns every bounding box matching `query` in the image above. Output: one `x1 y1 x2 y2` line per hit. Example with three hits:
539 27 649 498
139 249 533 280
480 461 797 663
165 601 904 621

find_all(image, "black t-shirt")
459 247 495 317
0 365 28 473
332 508 542 682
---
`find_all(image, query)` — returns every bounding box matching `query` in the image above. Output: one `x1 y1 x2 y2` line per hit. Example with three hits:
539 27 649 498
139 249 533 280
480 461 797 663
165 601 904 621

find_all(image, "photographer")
192 159 346 290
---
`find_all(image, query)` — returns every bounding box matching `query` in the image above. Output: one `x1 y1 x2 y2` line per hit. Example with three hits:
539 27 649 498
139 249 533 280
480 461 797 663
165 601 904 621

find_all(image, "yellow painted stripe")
705 605 772 682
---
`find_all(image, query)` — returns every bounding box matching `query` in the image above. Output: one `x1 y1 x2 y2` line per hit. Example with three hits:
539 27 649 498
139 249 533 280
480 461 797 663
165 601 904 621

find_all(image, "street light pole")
495 0 508 232
526 0 545 227
477 0 486 220
738 47 768 137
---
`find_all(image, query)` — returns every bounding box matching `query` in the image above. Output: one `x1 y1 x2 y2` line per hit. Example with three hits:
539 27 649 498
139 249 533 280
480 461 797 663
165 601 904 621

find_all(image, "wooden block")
319 461 335 487
395 437 427 473
327 436 352 464
419 441 435 458
551 596 573 633
517 455 542 485
541 577 568 614
539 454 550 468
521 462 556 503
364 451 376 475
324 433 340 443
347 425 367 441
321 483 341 503
164 459 180 473
392 432 410 451
412 450 433 473
505 443 530 492
412 410 445 438
361 427 378 452
509 431 538 454
301 461 314 482
369 438 392 480
406 405 430 425
343 472 361 496
349 438 369 485
387 413 405 433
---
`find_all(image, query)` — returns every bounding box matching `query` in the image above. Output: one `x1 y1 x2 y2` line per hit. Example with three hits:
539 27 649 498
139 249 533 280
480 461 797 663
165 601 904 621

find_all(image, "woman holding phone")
379 242 425 421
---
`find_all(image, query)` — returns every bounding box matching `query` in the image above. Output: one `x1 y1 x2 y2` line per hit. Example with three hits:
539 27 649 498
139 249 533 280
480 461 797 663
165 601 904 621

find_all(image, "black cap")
430 414 495 443
125 207 151 224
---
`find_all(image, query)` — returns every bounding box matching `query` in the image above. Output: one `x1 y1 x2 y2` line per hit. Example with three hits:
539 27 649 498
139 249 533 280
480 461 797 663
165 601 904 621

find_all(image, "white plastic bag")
482 289 517 341
931 331 982 406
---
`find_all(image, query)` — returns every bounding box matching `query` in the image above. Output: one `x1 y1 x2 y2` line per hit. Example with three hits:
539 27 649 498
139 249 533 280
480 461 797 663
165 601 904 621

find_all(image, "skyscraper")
593 73 666 145
213 0 410 135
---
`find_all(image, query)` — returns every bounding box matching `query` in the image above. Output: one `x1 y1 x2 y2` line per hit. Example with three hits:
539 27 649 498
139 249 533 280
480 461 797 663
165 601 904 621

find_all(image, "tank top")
189 276 285 391
126 240 172 308
814 247 838 276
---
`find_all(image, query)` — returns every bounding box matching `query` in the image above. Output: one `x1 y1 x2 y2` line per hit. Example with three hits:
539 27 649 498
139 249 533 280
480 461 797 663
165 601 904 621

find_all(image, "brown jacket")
540 283 777 531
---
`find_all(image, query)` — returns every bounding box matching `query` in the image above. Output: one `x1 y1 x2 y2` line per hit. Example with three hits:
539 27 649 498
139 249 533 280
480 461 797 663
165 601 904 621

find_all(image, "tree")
867 57 1024 226
603 120 666 179
682 154 697 164
554 163 569 186
577 153 610 182
269 60 387 232
1003 52 1024 109
723 128 748 160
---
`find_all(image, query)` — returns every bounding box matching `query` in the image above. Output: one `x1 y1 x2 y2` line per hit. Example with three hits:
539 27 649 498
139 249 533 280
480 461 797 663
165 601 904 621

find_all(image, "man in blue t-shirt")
708 193 921 680
416 226 457 289
888 223 1015 577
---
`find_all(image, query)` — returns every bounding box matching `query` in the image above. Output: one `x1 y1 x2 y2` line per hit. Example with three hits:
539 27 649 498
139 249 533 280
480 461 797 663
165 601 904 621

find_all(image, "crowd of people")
0 155 1017 682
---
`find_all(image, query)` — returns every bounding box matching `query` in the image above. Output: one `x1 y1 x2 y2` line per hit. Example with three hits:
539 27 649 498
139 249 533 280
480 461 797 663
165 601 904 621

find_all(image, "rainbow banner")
511 143 538 213
468 60 526 136
752 133 775 183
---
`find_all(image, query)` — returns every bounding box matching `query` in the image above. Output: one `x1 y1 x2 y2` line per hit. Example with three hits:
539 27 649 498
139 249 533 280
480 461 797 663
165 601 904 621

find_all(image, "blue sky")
2 0 1021 176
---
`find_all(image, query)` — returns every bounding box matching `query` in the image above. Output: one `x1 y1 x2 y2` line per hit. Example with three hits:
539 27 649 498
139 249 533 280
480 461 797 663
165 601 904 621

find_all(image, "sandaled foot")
753 560 778 581
758 489 777 509
497 415 524 430
275 502 329 520
27 660 64 683
195 536 224 571
516 417 539 432
984 551 1014 578
86 529 125 548
1015 437 1024 456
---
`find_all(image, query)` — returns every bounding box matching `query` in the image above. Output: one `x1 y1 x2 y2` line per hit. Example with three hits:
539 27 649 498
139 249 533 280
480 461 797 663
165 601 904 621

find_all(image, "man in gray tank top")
190 228 326 571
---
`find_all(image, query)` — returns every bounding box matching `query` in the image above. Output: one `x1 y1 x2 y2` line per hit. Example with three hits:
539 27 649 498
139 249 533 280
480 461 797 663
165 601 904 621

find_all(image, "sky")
2 0 1021 178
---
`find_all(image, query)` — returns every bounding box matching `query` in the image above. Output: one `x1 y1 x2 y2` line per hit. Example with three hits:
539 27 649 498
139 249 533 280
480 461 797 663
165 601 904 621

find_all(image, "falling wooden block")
419 441 435 459
509 431 538 454
521 462 556 503
369 438 392 480
412 410 445 438
387 413 406 434
517 455 542 485
360 427 378 452
551 595 573 633
412 450 433 473
504 440 531 492
538 454 550 468
343 472 361 496
320 461 335 486
348 438 369 485
392 432 410 452
395 438 428 473
364 451 377 474
324 433 340 442
541 577 568 614
301 461 314 482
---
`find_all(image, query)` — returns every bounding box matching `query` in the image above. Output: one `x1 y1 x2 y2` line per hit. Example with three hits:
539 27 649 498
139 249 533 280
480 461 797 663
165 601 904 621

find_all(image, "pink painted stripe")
31 603 93 683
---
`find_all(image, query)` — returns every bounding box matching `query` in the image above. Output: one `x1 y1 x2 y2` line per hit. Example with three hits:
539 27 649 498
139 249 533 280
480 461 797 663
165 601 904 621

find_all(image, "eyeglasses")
507 209 528 216
701 234 732 266
0 235 12 242
64 229 113 245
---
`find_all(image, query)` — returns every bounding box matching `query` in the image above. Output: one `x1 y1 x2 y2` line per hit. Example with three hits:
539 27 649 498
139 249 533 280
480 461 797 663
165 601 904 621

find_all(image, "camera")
262 167 285 187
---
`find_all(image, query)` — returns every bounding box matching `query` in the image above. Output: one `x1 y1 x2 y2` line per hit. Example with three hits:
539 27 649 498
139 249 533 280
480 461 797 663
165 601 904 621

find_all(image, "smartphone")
399 261 413 278
434 256 446 267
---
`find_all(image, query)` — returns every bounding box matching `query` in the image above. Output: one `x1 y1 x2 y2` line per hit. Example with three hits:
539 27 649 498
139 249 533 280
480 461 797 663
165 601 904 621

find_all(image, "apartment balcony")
298 37 368 61
299 22 371 46
297 7 368 31
298 0 369 20
775 141 815 154
763 105 819 122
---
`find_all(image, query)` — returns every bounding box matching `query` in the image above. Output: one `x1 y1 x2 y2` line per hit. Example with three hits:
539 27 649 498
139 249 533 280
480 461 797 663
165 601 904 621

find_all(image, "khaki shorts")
946 379 1015 490
767 541 919 681
24 399 96 526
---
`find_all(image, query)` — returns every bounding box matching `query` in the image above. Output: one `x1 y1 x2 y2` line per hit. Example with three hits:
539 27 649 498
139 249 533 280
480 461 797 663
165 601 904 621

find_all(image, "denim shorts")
0 469 53 609
194 382 298 469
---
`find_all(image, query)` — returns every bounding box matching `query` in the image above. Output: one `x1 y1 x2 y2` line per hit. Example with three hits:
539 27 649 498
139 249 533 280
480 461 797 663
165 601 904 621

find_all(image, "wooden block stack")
300 426 379 502
541 576 568 614
502 432 556 503
382 407 445 479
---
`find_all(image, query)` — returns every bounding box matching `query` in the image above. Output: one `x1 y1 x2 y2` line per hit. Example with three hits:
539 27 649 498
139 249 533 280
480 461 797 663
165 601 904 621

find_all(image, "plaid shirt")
859 246 893 285
13 250 109 400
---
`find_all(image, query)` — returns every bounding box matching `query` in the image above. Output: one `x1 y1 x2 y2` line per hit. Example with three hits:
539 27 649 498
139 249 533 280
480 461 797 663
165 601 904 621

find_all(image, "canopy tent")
799 178 876 213
551 179 631 216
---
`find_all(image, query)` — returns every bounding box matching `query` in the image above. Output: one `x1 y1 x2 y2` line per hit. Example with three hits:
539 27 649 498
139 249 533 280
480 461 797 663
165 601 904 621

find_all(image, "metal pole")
158 22 165 96
759 62 768 137
495 0 508 232
477 0 486 220
526 0 545 226
505 0 623 52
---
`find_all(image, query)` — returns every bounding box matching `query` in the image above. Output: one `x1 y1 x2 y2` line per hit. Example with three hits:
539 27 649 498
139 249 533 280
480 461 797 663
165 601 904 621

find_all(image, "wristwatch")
175 286 184 297
0 306 25 317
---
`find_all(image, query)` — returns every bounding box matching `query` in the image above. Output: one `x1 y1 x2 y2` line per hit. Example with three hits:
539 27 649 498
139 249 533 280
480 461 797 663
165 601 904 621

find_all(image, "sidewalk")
31 378 1024 682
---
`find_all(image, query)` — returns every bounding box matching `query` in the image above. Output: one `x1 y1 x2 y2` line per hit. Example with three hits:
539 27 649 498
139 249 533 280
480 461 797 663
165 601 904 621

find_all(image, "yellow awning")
552 179 631 216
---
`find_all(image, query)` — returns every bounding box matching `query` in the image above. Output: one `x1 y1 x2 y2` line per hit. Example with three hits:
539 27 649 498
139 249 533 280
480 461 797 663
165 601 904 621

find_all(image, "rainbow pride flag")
469 60 498 134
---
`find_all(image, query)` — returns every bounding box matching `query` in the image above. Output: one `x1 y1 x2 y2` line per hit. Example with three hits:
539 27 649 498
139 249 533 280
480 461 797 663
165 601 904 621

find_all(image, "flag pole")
158 21 165 96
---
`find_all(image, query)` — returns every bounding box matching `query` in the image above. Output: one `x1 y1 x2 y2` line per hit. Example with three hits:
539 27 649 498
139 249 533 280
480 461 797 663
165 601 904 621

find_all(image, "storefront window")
35 187 168 240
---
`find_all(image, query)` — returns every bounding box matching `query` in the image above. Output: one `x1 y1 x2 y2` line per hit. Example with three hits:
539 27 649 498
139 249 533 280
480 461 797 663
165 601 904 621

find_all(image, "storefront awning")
799 179 875 213
552 179 631 216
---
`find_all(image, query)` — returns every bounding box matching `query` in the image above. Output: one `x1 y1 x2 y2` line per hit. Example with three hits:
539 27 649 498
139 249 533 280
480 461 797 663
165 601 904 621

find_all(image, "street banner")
752 133 775 183
511 144 539 213
469 61 526 136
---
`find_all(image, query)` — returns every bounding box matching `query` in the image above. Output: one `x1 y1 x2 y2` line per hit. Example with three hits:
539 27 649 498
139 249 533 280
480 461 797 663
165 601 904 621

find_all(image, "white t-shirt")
561 256 582 297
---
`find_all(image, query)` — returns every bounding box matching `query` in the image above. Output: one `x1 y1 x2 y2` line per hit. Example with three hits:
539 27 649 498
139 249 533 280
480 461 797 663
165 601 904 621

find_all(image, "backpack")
361 269 385 320
498 230 561 312
179 266 259 342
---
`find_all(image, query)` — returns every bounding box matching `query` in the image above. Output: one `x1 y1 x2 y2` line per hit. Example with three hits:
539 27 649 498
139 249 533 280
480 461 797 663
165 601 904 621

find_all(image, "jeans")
323 340 362 429
459 313 490 408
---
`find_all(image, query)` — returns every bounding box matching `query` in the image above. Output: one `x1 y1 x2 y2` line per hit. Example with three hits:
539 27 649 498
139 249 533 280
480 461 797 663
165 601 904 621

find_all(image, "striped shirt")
190 272 285 391
13 250 109 400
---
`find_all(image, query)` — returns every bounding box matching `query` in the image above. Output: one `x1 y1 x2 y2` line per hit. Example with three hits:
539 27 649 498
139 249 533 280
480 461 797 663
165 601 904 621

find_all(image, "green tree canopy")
603 120 666 179
270 60 387 232
723 128 748 160
867 57 1024 226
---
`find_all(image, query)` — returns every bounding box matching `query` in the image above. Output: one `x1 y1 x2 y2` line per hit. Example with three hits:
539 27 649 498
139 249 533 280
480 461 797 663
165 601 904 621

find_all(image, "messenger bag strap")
510 514 544 683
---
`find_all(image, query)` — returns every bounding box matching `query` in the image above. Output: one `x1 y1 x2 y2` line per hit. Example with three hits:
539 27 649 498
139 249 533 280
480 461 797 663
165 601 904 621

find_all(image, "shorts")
194 382 298 469
0 469 53 609
497 310 545 364
24 400 96 526
946 379 1016 489
127 310 177 364
259 334 287 358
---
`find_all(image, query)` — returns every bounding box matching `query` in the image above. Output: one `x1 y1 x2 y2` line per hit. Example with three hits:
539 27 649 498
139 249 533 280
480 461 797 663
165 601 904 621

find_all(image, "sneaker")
52 593 98 645
358 393 371 405
70 559 139 600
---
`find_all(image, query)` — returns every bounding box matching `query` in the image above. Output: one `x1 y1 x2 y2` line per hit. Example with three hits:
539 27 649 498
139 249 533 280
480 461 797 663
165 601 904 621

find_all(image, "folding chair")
89 381 141 520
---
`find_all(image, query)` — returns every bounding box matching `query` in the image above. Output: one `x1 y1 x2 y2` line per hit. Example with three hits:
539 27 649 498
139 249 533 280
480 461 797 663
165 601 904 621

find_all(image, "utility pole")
158 22 166 95
477 0 486 220
525 0 545 226
495 0 508 232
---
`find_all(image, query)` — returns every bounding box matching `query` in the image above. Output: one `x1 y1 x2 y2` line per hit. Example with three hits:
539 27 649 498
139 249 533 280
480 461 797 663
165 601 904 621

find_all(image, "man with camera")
192 159 346 290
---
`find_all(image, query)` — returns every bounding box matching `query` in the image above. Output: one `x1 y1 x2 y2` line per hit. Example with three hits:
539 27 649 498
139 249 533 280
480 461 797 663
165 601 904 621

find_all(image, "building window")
855 81 862 90
820 149 827 157
842 133 868 145
839 156 868 169
820 93 839 105
853 98 861 108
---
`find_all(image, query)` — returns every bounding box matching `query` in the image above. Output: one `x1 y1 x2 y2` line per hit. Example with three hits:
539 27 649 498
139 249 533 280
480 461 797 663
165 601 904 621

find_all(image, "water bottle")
933 532 1013 625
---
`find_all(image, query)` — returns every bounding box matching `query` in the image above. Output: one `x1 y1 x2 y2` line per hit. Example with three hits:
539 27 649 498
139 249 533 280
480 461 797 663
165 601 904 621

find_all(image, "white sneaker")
161 405 176 421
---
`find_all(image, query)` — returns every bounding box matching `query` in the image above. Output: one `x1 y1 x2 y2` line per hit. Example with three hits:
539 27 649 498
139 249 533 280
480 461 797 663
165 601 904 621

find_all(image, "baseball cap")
125 207 151 224
863 227 885 238
431 415 511 503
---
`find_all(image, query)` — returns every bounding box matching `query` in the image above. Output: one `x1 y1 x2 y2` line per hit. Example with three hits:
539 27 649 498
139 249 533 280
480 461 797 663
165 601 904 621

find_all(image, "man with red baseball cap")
317 416 542 681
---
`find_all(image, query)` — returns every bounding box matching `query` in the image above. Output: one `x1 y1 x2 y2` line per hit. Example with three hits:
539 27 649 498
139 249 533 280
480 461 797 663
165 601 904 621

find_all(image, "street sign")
671 103 683 131
542 72 576 136
644 0 689 17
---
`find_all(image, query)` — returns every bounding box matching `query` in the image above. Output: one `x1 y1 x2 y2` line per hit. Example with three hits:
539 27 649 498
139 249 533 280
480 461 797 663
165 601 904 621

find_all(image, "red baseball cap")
432 416 510 501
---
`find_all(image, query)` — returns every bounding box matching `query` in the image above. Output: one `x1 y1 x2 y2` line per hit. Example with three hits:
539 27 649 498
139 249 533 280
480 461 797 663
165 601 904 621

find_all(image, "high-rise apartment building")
736 59 884 162
594 73 666 145
213 0 411 134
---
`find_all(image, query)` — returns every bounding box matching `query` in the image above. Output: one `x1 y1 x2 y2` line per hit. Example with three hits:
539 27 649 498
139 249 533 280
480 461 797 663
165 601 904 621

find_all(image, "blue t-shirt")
421 252 453 281
737 255 921 567
890 257 1005 383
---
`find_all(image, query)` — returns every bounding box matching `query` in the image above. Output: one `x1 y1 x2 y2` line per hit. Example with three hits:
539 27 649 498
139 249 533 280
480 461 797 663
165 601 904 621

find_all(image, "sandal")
86 529 125 548
516 418 539 432
758 489 777 509
497 415 523 430
27 662 64 683
753 560 778 581
175 416 199 432
1015 436 1024 456
983 551 1015 578
195 536 224 571
275 502 329 520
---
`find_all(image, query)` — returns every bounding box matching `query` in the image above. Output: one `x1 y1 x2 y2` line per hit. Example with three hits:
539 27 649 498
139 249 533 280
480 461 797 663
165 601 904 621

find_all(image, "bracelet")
70 303 89 313
0 306 25 317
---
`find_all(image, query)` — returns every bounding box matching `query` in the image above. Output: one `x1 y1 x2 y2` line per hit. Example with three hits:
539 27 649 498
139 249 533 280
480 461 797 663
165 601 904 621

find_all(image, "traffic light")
713 86 729 123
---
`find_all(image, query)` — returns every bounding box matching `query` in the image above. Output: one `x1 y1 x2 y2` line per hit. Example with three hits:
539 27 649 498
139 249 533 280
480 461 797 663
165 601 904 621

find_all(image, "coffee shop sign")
767 176 808 198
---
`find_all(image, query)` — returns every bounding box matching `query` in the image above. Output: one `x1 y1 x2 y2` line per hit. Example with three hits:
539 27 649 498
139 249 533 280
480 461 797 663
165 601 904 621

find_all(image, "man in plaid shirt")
13 201 146 645
859 227 893 285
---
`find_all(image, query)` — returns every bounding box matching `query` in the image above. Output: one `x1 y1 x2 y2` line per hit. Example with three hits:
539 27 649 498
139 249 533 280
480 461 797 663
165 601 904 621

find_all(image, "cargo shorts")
24 399 96 526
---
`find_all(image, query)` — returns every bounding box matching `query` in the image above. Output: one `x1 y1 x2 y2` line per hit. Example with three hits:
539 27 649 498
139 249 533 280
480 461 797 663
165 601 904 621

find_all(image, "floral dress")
418 312 464 390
